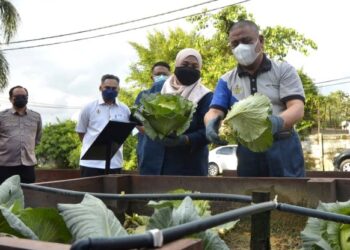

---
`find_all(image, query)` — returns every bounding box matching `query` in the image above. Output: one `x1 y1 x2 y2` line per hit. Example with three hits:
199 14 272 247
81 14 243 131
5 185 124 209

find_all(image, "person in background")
151 61 171 84
205 20 305 177
135 61 171 105
133 61 171 167
76 74 130 177
136 48 213 176
0 86 42 183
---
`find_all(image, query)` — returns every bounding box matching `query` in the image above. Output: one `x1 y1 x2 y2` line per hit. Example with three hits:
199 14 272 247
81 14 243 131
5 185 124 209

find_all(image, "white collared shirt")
76 97 130 169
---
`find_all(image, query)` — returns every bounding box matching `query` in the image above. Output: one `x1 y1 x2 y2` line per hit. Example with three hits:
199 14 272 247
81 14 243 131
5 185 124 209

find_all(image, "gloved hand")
268 115 284 135
205 116 228 145
159 135 188 147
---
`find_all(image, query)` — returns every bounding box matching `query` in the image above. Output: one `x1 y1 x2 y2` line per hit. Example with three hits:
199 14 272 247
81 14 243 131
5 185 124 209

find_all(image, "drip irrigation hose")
21 183 350 224
70 201 278 250
277 203 350 224
20 183 252 203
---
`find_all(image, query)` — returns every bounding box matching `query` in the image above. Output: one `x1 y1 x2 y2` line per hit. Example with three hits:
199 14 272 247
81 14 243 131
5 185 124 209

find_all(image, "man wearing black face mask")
76 74 131 177
0 86 42 184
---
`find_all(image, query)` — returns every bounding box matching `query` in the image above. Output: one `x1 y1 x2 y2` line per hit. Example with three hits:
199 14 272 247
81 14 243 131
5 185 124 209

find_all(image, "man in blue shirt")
134 62 171 168
204 20 305 177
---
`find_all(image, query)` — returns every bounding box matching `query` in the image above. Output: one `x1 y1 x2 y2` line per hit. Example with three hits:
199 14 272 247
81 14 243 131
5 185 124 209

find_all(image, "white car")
208 145 238 176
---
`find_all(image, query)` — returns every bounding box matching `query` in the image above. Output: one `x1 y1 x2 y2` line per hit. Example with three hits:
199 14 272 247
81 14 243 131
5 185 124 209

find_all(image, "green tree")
126 4 319 148
36 120 81 169
0 0 20 90
322 91 350 128
128 5 317 90
118 89 139 171
297 69 320 134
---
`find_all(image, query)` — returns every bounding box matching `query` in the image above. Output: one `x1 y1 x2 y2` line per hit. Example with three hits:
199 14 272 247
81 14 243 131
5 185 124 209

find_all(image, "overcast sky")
0 0 349 125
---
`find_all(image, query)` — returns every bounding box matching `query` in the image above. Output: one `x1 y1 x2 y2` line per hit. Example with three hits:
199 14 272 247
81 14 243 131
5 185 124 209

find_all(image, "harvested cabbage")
224 93 273 152
133 93 196 140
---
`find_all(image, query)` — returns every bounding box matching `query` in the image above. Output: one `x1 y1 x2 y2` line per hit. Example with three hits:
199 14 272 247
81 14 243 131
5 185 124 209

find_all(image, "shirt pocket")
24 120 38 134
1 120 18 137
112 112 129 122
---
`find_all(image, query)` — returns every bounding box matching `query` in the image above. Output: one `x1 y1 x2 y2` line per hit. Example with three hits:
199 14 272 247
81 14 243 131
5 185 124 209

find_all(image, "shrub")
36 120 81 169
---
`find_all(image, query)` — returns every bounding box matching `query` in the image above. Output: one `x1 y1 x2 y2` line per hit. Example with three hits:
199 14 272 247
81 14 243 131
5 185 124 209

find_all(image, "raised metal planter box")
14 174 350 249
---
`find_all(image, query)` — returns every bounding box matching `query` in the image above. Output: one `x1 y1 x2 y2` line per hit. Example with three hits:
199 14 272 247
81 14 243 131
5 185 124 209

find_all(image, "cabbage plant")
301 200 350 250
224 93 274 152
134 93 197 139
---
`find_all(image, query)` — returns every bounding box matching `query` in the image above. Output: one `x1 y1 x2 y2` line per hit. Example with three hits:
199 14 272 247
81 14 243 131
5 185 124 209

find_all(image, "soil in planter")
222 211 307 249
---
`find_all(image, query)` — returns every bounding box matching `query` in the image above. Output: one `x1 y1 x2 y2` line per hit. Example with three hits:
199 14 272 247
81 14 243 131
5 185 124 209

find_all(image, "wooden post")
250 191 271 250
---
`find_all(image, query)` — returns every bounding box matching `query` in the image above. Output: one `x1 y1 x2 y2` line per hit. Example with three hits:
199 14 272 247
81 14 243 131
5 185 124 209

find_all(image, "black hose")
162 200 277 243
71 201 277 250
71 233 155 250
277 203 350 224
21 183 252 203
22 183 350 224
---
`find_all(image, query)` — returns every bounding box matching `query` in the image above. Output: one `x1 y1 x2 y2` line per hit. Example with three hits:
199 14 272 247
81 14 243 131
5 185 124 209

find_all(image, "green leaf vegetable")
0 175 72 243
0 176 236 248
301 200 350 250
0 175 24 209
133 93 197 139
58 193 128 240
224 93 274 152
148 196 233 250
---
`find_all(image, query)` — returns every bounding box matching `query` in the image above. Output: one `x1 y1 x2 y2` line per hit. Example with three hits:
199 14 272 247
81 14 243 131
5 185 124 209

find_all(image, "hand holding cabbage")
131 93 197 140
222 93 274 152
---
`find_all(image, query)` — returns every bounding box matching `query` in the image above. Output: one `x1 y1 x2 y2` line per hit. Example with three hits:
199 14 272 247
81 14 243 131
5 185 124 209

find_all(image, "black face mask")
174 66 200 86
13 95 28 108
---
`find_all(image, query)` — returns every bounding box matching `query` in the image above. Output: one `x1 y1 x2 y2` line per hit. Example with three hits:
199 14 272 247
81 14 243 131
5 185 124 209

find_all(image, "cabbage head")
135 93 197 140
301 200 350 250
224 93 273 152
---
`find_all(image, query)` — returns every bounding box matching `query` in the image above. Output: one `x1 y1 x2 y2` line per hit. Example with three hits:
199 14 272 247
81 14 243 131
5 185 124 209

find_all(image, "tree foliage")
126 4 319 148
0 0 20 90
322 91 350 128
36 120 81 169
127 5 317 91
297 69 319 134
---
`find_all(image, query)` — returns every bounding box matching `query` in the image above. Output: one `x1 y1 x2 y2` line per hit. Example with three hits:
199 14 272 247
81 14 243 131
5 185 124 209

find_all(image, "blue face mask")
153 74 169 83
102 88 118 101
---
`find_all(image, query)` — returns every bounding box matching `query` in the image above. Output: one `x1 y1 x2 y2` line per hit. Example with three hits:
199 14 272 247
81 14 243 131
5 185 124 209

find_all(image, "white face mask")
232 39 260 66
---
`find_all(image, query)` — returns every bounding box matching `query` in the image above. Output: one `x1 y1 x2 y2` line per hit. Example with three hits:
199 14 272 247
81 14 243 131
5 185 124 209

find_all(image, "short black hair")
151 61 170 72
9 85 28 98
101 74 120 83
228 20 259 35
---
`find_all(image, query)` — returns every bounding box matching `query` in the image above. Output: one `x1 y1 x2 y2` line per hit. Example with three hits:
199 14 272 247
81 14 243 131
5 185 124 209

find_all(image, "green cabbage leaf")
224 93 273 152
301 200 350 250
134 93 197 139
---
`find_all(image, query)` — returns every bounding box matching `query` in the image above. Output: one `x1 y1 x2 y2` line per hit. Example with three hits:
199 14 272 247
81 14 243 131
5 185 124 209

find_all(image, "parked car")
333 149 350 171
208 145 238 176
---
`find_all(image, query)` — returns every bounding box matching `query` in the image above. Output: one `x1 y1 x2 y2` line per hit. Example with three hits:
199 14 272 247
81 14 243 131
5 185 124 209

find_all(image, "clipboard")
82 120 136 174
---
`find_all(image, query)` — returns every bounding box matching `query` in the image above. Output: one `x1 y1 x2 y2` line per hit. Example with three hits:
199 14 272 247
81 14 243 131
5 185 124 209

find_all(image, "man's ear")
259 35 264 45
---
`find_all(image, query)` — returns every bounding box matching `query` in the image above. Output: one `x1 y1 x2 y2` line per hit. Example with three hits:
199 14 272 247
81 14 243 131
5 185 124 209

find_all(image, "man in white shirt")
76 74 131 177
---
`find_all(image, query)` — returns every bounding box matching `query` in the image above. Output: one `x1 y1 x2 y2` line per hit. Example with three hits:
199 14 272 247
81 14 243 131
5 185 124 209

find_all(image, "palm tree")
0 0 20 90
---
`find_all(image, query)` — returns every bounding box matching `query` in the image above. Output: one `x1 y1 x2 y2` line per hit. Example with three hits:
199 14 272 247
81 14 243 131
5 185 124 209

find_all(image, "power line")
0 98 82 109
28 104 81 110
6 0 221 45
316 81 350 89
314 76 350 85
3 0 249 51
